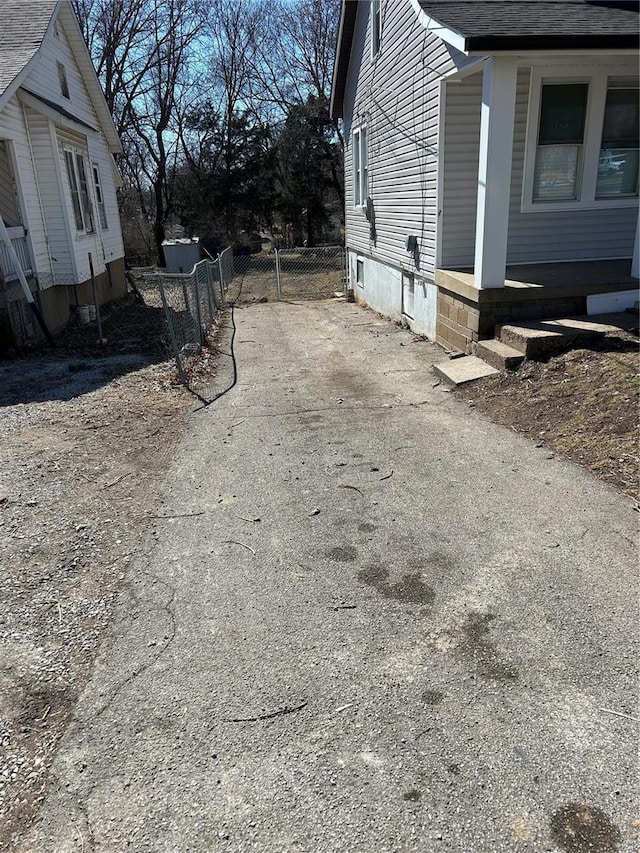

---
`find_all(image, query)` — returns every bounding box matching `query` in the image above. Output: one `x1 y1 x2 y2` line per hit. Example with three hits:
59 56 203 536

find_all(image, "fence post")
275 249 282 300
157 274 186 384
193 270 204 345
218 252 225 299
206 261 217 312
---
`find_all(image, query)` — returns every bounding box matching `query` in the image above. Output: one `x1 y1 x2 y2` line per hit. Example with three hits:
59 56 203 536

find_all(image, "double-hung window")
596 84 639 198
353 127 368 208
64 149 94 233
524 69 639 211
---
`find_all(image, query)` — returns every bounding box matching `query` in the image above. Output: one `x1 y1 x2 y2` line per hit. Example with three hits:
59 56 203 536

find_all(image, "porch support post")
631 210 639 279
473 56 518 289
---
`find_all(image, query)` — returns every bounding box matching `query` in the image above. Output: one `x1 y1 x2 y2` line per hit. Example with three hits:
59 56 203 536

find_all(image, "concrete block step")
433 355 499 387
474 339 525 371
497 313 638 360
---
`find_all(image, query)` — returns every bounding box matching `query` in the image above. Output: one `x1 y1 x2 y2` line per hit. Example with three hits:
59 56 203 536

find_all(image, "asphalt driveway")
23 299 639 852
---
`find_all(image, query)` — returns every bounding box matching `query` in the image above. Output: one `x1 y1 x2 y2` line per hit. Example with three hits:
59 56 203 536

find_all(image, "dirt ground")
0 296 193 850
455 329 639 501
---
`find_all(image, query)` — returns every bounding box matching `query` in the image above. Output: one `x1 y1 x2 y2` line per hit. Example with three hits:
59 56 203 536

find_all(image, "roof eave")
466 33 640 53
330 0 359 120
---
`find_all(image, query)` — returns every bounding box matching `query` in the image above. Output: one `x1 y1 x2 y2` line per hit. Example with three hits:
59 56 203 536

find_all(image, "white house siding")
0 98 50 279
440 65 638 268
86 133 124 267
24 106 75 284
56 125 110 283
21 20 100 131
507 67 637 264
342 0 473 334
0 139 20 224
439 72 482 268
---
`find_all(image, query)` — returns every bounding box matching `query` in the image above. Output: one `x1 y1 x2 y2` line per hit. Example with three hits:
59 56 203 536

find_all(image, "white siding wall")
25 107 75 283
0 98 50 280
0 140 20 224
441 65 638 268
343 0 472 335
22 20 100 129
87 133 124 265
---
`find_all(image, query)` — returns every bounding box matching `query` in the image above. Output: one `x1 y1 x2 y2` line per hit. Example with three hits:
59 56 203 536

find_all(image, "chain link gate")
275 246 346 301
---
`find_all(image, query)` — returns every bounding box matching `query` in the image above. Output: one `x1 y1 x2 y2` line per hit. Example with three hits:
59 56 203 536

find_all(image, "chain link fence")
275 246 346 301
137 244 346 390
140 258 225 384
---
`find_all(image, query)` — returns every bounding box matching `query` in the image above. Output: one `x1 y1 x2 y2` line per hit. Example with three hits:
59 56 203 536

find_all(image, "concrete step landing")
497 312 638 360
433 355 499 387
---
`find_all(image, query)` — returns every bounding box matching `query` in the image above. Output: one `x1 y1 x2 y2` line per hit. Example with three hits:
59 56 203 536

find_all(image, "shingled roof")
417 0 640 51
331 0 639 118
0 0 57 98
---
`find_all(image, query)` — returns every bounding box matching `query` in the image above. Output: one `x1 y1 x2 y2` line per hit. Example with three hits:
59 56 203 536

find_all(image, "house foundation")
435 260 637 353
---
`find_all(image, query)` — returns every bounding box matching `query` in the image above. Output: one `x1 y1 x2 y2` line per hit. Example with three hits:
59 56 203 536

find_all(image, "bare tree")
72 0 205 262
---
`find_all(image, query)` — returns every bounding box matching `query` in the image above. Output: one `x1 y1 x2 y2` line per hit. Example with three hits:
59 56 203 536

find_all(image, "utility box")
162 238 202 274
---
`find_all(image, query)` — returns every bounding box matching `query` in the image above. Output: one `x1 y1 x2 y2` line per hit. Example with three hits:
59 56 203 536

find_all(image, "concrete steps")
433 310 638 386
474 339 525 371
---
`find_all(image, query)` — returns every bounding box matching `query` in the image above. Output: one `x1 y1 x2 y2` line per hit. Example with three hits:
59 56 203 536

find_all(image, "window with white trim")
371 0 382 57
64 149 94 233
353 126 368 208
92 163 108 229
523 69 639 211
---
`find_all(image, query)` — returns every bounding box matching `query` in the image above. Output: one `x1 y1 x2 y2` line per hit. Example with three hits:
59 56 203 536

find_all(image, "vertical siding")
440 64 638 268
343 0 473 282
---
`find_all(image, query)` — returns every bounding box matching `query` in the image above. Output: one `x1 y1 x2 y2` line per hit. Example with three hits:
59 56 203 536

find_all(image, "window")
533 83 588 202
353 126 368 207
57 62 69 99
524 69 639 211
92 164 108 229
64 150 94 233
356 258 364 287
372 0 382 57
596 85 639 198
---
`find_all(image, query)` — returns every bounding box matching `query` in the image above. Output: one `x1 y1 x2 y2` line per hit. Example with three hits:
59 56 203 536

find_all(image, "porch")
0 224 34 283
435 258 638 352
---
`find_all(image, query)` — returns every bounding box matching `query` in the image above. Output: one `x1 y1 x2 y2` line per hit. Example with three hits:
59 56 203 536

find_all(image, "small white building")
331 0 639 351
0 0 126 345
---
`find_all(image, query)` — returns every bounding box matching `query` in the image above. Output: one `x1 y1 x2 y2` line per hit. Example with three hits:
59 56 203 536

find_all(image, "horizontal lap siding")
507 68 637 263
25 107 75 283
441 65 638 267
0 99 51 279
86 134 124 265
440 73 482 267
23 23 99 130
344 0 471 280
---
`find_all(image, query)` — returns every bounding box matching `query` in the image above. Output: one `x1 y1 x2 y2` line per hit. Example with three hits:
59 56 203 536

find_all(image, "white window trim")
371 0 382 59
353 125 368 209
522 66 639 213
92 162 108 230
355 256 365 288
63 147 94 236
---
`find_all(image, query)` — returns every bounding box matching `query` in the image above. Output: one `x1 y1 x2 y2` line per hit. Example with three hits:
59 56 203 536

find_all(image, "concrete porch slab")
433 355 499 386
